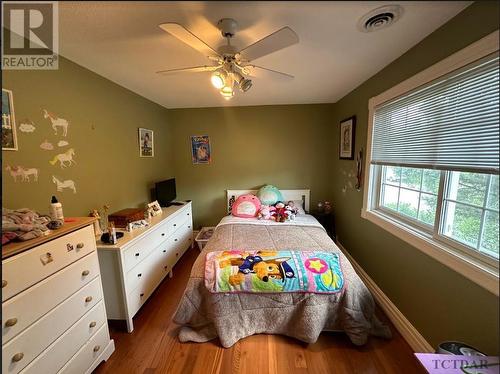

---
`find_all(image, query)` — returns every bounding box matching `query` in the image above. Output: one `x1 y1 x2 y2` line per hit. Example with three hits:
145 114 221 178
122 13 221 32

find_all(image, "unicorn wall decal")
43 109 69 137
5 165 39 182
49 148 76 168
52 176 77 194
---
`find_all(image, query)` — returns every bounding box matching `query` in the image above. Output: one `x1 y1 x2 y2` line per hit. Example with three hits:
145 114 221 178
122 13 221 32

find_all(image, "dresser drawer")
3 278 103 374
2 252 100 344
18 301 107 374
2 225 96 302
57 324 110 374
122 212 190 272
126 264 164 317
124 247 161 293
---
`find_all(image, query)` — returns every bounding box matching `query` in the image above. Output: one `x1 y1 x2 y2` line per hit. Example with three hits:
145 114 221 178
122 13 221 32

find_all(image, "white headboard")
226 189 310 213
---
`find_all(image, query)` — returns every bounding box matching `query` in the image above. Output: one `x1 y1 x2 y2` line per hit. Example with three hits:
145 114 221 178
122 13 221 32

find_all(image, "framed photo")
191 135 211 164
2 89 18 151
147 200 162 216
339 116 356 160
139 128 154 157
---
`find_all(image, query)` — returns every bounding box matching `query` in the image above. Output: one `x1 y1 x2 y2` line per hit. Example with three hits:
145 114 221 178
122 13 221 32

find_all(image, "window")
376 166 499 261
363 32 499 293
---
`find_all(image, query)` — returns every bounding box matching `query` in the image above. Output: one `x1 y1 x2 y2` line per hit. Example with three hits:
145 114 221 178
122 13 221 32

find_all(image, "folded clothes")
2 208 51 244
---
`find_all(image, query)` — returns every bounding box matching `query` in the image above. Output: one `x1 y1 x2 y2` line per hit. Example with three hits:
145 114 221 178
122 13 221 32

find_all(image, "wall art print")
191 135 211 164
2 89 18 150
139 127 154 157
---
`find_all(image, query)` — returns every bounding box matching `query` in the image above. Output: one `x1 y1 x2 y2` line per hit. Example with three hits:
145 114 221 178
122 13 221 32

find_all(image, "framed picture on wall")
339 116 356 160
2 89 18 151
138 128 154 157
191 135 211 164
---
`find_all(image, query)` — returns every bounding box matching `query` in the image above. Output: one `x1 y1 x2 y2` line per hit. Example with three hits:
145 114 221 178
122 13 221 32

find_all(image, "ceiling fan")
157 18 299 99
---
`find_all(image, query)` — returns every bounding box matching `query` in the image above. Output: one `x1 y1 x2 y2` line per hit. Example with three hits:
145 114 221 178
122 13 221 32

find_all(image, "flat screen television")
155 178 176 207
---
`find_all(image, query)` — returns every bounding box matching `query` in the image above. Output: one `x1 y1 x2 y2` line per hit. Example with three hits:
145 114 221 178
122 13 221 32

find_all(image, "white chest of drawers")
96 202 193 332
1 218 114 374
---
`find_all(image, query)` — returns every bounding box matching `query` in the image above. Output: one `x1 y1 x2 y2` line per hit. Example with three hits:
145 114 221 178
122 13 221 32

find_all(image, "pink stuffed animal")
258 205 276 220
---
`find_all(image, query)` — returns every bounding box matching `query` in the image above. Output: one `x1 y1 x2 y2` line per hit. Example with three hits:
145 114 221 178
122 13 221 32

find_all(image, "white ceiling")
58 1 470 109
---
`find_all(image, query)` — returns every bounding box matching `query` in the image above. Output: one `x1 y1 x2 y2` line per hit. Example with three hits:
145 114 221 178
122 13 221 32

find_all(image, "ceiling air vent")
358 5 403 33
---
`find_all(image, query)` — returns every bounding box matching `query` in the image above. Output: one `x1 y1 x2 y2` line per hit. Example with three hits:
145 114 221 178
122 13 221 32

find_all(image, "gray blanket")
173 219 391 347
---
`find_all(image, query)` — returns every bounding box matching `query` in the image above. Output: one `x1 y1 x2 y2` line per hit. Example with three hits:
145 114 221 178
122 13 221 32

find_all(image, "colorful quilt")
205 250 344 293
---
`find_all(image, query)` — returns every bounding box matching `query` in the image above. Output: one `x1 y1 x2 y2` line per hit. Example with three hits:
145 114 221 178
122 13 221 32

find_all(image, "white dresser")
96 202 193 332
1 218 114 374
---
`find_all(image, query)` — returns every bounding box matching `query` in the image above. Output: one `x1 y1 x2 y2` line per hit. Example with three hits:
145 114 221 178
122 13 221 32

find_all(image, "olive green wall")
329 1 499 354
169 104 334 227
2 57 173 216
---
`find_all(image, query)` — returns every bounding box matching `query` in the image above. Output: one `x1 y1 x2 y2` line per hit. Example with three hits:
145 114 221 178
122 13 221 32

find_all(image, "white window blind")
371 53 499 174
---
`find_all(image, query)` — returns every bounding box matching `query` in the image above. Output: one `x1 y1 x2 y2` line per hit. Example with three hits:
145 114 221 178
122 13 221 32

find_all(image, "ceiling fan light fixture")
211 69 227 89
220 85 234 99
232 70 253 92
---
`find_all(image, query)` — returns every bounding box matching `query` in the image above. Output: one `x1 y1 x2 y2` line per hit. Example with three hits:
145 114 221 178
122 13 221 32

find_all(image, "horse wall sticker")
49 148 76 168
43 109 69 137
52 176 77 194
5 165 39 182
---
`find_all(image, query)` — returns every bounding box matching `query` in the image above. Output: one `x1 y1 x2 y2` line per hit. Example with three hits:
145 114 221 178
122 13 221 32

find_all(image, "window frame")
362 30 499 296
374 165 499 268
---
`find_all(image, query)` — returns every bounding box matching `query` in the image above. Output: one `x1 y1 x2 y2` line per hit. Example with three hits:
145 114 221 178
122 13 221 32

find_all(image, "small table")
195 227 215 251
311 211 336 241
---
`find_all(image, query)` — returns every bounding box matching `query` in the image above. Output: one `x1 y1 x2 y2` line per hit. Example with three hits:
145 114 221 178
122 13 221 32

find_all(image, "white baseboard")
337 241 434 353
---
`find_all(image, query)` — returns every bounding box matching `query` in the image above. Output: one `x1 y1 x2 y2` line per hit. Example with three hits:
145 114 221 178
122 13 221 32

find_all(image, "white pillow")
289 200 306 215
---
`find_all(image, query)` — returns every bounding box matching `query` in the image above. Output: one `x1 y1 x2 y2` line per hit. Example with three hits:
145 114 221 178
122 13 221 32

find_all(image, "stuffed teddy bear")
285 201 299 220
258 205 276 220
274 202 288 223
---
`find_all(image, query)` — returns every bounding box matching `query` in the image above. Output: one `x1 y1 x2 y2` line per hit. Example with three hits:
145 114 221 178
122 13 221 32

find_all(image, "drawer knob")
164 265 168 270
2 280 7 288
175 253 179 257
187 213 190 216
162 250 167 253
140 293 144 297
137 273 142 277
5 318 18 327
135 253 140 257
76 242 85 249
82 270 90 276
93 345 101 353
174 238 178 242
12 353 24 362
173 224 177 227
188 226 191 229
85 296 93 303
161 233 165 236
89 321 97 328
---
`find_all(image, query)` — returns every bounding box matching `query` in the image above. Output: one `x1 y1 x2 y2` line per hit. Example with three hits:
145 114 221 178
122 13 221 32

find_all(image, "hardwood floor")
94 247 426 374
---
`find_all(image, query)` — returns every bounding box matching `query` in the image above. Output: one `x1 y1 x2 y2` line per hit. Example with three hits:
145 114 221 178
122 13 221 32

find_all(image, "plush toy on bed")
256 185 284 206
285 201 300 220
274 202 288 222
257 205 276 220
231 194 262 218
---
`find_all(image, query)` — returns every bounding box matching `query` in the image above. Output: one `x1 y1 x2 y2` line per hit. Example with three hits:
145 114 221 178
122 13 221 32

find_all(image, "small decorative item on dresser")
195 227 215 251
147 200 162 216
108 208 145 228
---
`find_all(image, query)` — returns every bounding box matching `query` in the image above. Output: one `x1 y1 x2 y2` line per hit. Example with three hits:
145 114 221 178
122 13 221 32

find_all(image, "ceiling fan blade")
238 27 299 62
156 65 220 75
244 65 294 79
159 22 220 59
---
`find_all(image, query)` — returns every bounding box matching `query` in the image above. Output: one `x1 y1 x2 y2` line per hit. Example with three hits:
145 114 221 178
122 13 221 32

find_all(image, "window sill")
361 209 499 296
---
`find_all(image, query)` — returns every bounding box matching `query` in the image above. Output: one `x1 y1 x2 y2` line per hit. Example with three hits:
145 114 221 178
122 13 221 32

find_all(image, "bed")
173 189 391 347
